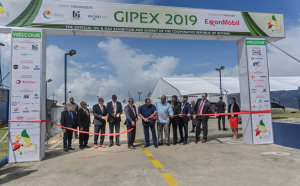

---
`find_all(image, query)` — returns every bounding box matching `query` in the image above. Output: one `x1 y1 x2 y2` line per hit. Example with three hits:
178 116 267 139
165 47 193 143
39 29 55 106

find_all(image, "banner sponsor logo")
267 15 282 33
72 11 82 20
22 102 31 105
21 75 33 78
13 64 18 69
20 89 34 92
12 102 19 106
23 107 30 113
33 94 39 99
252 105 257 108
252 50 261 55
262 89 267 92
31 110 39 112
88 13 101 20
22 65 30 70
253 62 262 67
251 89 256 93
23 94 29 99
34 65 40 70
16 116 24 120
16 80 21 84
43 10 65 19
205 19 239 26
12 31 41 39
32 44 38 51
12 95 21 98
12 129 37 156
20 60 33 64
13 108 19 112
22 81 36 84
264 100 269 102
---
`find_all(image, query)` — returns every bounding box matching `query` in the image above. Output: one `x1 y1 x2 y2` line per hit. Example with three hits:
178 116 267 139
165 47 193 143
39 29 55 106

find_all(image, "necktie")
101 105 103 113
131 106 136 117
84 108 88 116
198 101 204 114
69 111 73 118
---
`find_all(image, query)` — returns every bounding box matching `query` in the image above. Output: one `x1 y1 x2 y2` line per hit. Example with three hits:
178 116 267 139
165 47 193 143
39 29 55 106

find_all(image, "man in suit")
193 93 215 143
61 103 77 152
107 95 123 147
93 98 107 149
125 98 138 149
169 95 181 145
215 97 227 131
178 95 191 145
190 100 196 132
64 97 79 139
77 101 91 149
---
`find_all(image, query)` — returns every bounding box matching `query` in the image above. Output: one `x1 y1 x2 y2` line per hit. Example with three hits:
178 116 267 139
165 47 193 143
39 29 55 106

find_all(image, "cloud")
190 62 211 68
100 66 112 70
68 60 83 69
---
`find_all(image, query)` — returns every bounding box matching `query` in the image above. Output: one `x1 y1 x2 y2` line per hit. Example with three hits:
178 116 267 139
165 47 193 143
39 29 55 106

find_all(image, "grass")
272 114 300 119
0 123 8 159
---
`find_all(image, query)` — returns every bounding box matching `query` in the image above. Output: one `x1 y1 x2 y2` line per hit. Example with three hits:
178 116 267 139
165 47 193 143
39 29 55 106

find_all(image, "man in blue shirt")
138 98 158 148
156 95 174 146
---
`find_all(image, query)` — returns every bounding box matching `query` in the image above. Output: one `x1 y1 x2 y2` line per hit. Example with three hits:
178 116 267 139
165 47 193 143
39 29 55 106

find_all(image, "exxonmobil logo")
205 19 240 26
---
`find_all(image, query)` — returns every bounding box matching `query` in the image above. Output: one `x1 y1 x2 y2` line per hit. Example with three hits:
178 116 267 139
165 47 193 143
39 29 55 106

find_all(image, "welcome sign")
0 0 285 38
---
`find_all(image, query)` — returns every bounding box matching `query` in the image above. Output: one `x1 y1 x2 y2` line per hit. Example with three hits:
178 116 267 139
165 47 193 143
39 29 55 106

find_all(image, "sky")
1 0 300 106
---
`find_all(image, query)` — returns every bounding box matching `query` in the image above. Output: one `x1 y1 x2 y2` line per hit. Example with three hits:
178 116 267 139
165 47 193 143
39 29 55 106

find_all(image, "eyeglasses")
128 101 133 103
99 101 104 102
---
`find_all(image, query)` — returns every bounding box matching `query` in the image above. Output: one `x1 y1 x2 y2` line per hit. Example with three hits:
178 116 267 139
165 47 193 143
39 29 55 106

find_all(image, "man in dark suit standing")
190 100 196 132
77 101 91 149
93 98 107 149
193 93 215 143
169 95 181 145
61 103 77 152
125 98 138 149
215 97 227 131
178 95 191 145
64 97 79 139
107 95 123 147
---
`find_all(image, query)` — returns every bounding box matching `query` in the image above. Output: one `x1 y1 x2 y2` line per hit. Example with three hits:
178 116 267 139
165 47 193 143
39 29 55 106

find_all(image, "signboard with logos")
0 0 285 38
8 29 43 163
246 38 273 145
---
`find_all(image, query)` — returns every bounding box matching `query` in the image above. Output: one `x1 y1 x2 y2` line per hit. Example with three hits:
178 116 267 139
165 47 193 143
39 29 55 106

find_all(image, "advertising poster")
246 38 273 144
9 30 42 163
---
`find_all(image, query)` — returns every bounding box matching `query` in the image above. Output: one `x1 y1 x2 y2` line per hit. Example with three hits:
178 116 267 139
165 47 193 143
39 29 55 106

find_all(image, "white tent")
151 76 300 103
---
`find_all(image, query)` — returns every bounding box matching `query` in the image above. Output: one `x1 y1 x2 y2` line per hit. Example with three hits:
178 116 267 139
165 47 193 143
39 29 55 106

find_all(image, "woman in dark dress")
228 97 240 139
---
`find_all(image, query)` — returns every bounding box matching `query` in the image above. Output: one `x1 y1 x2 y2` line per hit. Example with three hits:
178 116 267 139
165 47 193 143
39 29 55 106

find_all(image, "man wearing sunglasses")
193 93 215 143
125 98 138 149
107 95 123 147
93 98 107 149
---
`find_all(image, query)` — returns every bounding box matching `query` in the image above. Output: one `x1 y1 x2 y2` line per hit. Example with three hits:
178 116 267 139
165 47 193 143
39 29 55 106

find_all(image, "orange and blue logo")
14 45 19 50
43 10 52 19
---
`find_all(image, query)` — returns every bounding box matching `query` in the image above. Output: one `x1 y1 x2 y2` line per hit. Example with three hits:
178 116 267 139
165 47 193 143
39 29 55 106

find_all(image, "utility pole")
128 91 130 100
52 93 54 101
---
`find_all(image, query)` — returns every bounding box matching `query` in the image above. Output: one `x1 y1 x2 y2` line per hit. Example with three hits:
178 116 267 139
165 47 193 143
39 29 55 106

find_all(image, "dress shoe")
116 144 120 146
128 146 135 149
166 143 170 146
177 139 184 143
99 145 106 148
183 141 187 145
94 144 98 149
84 145 91 148
79 146 84 150
194 139 199 143
68 147 75 150
190 129 195 132
219 128 222 130
154 144 158 148
159 142 163 146
144 144 150 148
201 140 207 143
223 128 228 131
133 145 138 147
63 148 69 152
109 144 113 147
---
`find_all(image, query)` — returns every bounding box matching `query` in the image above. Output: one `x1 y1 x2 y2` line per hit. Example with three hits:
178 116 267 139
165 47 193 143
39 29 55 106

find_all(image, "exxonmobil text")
205 19 240 26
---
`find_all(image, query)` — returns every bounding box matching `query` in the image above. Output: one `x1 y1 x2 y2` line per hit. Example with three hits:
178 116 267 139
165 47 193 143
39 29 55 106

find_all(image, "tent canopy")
151 77 300 98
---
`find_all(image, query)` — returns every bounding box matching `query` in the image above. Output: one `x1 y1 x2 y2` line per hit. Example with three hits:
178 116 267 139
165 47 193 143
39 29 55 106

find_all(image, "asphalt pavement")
1 115 300 186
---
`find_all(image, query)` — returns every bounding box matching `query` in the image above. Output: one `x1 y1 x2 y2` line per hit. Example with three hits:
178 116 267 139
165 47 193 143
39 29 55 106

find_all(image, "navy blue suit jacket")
180 102 191 122
107 101 123 122
125 104 138 126
61 110 77 129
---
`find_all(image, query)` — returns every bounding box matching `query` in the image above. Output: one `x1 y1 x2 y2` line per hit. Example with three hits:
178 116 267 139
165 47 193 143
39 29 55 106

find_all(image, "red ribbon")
8 120 133 136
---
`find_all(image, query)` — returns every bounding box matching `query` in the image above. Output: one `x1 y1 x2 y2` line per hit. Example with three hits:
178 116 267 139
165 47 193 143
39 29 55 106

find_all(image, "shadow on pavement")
0 165 38 185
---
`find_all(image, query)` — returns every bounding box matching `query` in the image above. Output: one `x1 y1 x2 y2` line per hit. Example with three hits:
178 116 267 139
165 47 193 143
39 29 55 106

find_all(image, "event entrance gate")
0 0 285 163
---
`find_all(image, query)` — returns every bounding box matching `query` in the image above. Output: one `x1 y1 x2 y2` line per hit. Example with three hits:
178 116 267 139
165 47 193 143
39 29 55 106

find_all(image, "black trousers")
79 126 89 147
94 124 105 145
195 117 208 140
170 117 179 143
63 128 73 148
109 120 120 145
218 115 225 129
127 125 136 147
179 118 188 142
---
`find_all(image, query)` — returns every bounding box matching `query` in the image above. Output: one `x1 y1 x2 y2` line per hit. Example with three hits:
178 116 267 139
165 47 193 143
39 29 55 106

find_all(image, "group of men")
61 93 228 152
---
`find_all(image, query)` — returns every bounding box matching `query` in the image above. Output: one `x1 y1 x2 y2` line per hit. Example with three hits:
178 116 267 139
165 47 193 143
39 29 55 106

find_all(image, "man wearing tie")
107 95 123 147
125 98 138 149
61 103 77 152
77 101 91 149
178 95 191 145
193 93 215 143
190 100 196 132
169 95 181 145
93 98 107 149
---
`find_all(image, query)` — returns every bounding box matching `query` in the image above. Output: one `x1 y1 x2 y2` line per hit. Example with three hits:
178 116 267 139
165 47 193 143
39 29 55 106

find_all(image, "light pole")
65 49 76 104
138 92 142 102
97 96 99 101
215 66 225 97
46 79 52 105
68 91 72 101
0 43 5 88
